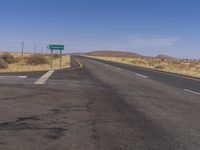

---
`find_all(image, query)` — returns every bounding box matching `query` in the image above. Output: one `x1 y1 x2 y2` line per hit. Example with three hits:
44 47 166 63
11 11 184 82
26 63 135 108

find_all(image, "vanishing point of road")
0 56 199 150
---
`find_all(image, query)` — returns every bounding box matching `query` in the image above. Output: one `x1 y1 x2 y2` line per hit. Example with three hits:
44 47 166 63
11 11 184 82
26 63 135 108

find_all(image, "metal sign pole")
48 45 64 69
51 50 53 69
21 41 24 57
60 50 62 68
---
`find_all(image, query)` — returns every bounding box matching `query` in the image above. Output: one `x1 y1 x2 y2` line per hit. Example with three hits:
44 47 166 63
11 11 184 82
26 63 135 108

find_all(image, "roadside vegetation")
87 56 200 78
0 58 8 69
1 53 17 64
27 54 48 65
0 52 71 72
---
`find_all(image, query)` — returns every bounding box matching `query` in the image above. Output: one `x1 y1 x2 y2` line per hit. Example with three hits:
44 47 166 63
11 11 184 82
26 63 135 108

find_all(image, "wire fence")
0 41 60 55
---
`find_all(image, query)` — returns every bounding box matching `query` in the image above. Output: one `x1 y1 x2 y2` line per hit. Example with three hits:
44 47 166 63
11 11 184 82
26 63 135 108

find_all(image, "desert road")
0 56 199 150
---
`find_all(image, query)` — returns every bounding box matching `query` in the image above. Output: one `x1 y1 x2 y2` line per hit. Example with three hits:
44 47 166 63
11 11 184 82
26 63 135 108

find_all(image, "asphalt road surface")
0 56 199 150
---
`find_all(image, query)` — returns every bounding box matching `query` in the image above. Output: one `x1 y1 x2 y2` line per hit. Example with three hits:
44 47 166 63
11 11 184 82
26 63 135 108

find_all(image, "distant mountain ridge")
87 50 143 57
156 54 176 59
84 50 177 59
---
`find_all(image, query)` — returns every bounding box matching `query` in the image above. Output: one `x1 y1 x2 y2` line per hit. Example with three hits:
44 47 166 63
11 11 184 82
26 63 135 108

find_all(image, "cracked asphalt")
0 56 199 150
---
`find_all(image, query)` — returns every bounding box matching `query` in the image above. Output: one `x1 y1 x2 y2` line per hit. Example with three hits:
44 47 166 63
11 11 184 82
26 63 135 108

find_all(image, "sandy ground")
86 55 200 78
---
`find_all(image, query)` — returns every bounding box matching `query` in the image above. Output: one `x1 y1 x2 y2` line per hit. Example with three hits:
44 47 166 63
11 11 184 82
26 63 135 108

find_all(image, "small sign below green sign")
48 45 64 51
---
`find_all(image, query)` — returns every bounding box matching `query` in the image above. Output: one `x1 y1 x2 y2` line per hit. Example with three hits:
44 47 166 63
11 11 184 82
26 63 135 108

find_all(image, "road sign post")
47 45 64 69
60 50 62 68
51 50 53 68
21 41 24 57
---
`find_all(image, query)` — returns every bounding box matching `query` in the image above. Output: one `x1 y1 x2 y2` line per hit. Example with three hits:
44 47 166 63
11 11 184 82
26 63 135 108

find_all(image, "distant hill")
156 54 176 60
69 52 86 55
87 50 143 58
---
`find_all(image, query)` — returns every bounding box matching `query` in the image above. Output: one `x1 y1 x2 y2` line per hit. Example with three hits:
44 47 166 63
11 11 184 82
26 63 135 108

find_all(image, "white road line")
125 70 149 79
103 63 149 79
18 76 27 78
34 70 55 85
184 89 200 96
0 76 27 78
134 73 149 79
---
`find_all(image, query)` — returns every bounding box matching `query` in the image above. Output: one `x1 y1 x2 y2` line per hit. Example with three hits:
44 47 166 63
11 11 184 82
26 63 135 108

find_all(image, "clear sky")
0 0 200 58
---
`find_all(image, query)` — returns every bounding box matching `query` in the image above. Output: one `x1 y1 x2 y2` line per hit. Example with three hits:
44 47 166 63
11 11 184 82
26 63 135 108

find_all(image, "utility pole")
34 45 36 54
60 50 62 68
42 47 44 55
46 47 49 54
21 41 24 57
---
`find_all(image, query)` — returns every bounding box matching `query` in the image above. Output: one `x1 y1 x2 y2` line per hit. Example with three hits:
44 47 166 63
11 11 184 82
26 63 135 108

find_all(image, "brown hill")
156 54 176 60
87 50 143 58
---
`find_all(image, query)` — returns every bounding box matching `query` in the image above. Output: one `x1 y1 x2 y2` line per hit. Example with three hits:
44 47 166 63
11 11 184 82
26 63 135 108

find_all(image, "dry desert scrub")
88 56 200 78
0 53 17 64
27 54 49 65
0 53 71 72
0 58 8 69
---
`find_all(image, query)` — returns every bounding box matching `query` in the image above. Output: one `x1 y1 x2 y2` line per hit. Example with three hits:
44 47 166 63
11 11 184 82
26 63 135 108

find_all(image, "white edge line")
134 73 149 79
184 89 200 95
0 76 27 78
18 76 27 78
34 70 55 85
126 70 148 79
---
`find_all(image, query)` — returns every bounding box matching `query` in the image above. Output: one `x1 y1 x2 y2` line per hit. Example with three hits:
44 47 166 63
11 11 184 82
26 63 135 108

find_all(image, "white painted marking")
100 61 149 79
92 59 149 79
18 76 27 78
184 89 200 95
34 70 55 85
124 70 149 79
134 73 149 79
0 76 27 78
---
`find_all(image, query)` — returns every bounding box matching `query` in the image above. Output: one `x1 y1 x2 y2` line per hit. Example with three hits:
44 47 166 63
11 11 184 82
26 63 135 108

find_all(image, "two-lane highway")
82 56 200 94
0 56 199 150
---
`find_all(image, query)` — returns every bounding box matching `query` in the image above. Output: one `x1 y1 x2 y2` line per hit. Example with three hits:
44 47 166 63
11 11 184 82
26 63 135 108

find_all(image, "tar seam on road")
184 89 200 96
34 70 55 85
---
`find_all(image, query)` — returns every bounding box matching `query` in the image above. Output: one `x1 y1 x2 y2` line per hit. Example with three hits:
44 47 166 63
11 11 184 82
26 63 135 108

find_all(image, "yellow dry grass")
0 53 71 72
87 56 200 78
0 52 31 57
51 55 71 70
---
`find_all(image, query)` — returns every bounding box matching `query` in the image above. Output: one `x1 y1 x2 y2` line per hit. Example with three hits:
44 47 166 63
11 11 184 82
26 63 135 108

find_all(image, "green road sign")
48 45 64 51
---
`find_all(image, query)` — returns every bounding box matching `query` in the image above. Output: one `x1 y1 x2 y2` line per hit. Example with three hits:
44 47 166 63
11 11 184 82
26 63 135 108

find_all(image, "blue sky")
0 0 200 58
